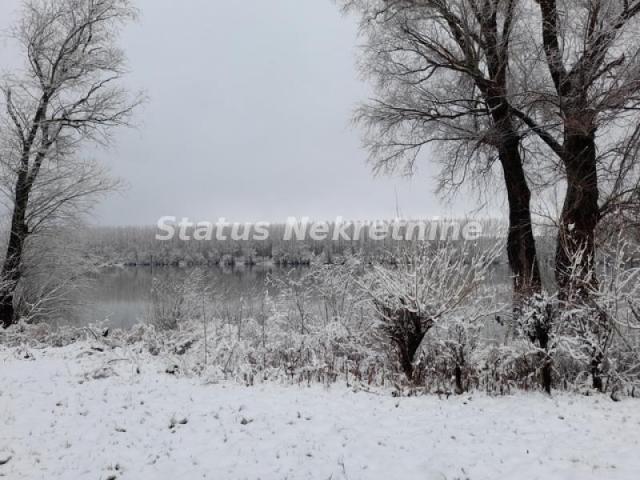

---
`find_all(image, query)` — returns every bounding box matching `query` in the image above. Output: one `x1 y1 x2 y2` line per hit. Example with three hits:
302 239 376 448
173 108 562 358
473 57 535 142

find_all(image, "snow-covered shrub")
432 311 489 393
478 340 541 394
268 267 317 335
515 292 556 392
553 239 640 393
404 281 508 394
258 260 380 385
147 268 210 330
97 261 380 386
358 242 502 387
9 229 94 326
0 321 89 347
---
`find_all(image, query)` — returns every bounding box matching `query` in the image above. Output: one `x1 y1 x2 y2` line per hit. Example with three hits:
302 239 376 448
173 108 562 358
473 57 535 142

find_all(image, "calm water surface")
83 264 515 329
84 265 285 329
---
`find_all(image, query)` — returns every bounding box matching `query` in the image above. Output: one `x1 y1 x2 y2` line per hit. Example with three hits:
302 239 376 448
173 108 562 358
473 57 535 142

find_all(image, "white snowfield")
1 344 639 480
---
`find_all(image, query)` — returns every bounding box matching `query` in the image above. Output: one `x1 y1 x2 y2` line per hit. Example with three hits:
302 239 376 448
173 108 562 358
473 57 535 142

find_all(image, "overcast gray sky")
0 0 477 225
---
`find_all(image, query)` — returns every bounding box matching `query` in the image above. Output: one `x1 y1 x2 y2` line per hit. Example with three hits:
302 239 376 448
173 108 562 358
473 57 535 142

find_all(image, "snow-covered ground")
1 343 639 480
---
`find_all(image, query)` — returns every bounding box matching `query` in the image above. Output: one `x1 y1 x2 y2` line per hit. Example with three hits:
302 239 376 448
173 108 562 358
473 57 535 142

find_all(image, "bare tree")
347 0 640 301
0 0 141 327
343 0 542 307
510 0 640 294
358 241 500 384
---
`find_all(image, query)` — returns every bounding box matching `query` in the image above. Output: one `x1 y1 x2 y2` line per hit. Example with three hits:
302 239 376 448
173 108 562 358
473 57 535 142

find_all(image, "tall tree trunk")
0 179 30 328
1 93 50 328
499 138 542 302
555 130 599 297
0 94 51 328
490 103 542 303
479 8 541 303
496 122 550 393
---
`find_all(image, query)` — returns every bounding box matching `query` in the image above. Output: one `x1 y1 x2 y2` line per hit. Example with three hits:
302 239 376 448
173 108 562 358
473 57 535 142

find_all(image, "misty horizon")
1 0 482 226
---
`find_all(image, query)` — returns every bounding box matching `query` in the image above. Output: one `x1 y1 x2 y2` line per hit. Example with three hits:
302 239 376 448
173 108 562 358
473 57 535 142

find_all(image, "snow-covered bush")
515 292 556 392
358 242 502 387
478 340 542 394
3 228 95 326
96 261 379 386
146 268 210 330
553 238 640 393
258 260 380 385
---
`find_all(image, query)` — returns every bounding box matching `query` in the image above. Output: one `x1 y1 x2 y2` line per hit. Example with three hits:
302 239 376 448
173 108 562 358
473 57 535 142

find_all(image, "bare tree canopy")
344 0 543 306
347 0 640 295
0 0 142 327
510 0 640 294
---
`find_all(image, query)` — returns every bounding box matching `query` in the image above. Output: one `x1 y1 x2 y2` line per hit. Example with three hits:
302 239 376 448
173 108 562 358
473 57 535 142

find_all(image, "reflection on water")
83 264 288 329
83 264 515 329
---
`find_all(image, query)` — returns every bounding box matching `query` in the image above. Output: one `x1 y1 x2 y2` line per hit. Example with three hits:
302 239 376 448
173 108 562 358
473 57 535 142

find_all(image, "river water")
83 265 283 328
82 264 515 329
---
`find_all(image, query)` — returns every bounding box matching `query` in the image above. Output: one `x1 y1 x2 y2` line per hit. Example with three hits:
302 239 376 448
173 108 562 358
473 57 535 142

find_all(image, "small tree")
359 241 500 384
268 268 317 335
433 302 499 393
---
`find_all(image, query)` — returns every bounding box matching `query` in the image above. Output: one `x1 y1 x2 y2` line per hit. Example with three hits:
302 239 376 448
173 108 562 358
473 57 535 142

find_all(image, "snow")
2 343 640 480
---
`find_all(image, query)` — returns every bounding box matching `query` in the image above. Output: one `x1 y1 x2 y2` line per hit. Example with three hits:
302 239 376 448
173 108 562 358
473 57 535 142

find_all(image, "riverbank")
2 342 639 480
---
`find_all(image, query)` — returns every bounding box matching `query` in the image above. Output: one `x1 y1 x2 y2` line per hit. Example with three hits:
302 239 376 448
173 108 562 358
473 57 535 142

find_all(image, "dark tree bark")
479 15 548 393
537 320 552 394
498 135 543 302
480 5 543 305
591 352 604 392
0 163 40 328
0 192 29 328
535 0 616 296
454 363 464 395
555 128 599 295
493 104 549 393
378 303 433 383
521 294 554 393
0 96 48 329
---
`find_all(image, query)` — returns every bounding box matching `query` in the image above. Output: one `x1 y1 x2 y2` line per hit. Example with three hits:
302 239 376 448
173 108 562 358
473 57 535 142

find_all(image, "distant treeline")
81 219 558 267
